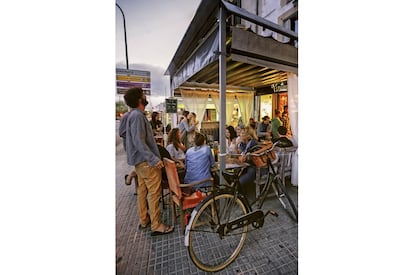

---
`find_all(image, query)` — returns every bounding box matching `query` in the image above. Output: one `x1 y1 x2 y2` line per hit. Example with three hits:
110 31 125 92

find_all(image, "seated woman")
225 125 237 155
184 132 216 191
150 111 163 135
166 128 186 165
237 126 266 198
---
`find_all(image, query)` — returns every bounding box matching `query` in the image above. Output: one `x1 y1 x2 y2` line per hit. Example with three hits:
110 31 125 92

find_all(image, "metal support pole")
218 6 227 186
116 3 129 70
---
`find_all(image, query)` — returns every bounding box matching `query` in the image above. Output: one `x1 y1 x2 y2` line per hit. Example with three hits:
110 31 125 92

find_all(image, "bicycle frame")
184 141 296 272
185 163 278 245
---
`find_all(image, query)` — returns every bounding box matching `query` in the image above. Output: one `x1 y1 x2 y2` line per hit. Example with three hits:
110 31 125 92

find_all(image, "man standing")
119 110 138 193
271 110 283 142
124 88 174 236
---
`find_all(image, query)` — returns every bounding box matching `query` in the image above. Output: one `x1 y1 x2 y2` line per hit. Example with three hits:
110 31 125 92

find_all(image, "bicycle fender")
184 208 198 247
184 190 225 247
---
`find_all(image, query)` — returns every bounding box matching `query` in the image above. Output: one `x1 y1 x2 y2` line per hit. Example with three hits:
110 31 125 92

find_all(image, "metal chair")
274 146 297 187
257 145 297 204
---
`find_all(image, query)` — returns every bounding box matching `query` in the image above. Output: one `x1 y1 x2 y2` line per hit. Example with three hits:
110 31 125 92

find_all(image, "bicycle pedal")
266 210 279 217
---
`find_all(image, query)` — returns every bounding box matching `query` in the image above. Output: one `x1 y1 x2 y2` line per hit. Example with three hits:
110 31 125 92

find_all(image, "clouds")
116 62 171 108
116 0 201 69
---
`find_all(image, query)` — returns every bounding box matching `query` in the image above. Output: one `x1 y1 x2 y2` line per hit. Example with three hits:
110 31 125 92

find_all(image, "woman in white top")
166 128 186 163
225 125 237 154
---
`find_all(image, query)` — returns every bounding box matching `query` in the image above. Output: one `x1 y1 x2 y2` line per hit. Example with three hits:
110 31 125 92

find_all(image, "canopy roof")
165 0 298 95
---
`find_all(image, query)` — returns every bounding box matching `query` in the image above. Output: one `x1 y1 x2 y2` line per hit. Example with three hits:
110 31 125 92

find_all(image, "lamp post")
116 3 129 70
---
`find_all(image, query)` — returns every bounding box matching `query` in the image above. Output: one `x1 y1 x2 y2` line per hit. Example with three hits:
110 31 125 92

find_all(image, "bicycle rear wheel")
186 192 249 272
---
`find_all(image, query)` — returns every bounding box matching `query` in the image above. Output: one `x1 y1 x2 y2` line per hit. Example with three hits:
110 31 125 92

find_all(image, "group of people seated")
164 127 216 191
143 108 293 200
160 121 293 201
119 88 294 236
247 106 291 143
120 108 294 236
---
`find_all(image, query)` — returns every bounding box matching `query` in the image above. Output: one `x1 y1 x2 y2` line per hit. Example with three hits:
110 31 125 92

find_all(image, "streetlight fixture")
116 3 129 70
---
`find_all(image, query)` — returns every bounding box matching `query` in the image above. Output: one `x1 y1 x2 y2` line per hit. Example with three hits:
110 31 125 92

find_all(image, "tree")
116 101 128 119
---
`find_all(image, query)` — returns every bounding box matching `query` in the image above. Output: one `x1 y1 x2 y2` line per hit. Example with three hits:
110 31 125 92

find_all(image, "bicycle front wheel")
187 192 249 272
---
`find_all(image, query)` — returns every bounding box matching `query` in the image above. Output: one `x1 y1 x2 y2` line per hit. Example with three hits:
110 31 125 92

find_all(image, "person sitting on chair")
225 125 237 154
237 126 265 199
274 126 293 148
184 132 216 191
256 116 272 142
166 128 186 165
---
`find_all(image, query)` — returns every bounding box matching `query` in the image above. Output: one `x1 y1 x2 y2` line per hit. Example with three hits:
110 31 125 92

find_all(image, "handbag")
248 142 276 168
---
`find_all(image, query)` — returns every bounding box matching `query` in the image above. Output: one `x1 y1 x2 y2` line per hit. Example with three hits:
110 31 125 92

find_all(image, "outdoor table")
212 155 249 171
223 157 248 169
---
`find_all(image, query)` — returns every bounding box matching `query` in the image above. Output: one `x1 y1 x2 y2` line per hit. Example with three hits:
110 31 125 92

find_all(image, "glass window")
259 95 273 119
203 109 217 122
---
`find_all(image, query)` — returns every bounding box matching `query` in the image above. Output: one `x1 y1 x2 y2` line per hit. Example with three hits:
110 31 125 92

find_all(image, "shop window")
203 109 217 122
259 94 273 119
278 93 288 114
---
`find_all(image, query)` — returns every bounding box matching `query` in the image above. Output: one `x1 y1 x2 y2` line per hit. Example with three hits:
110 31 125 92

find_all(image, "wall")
240 0 297 43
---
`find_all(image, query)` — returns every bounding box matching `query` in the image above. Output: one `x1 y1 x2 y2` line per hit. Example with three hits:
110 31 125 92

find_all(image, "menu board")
166 98 177 113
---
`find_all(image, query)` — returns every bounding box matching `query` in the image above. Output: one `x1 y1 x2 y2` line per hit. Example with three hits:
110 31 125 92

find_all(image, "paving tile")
116 123 298 274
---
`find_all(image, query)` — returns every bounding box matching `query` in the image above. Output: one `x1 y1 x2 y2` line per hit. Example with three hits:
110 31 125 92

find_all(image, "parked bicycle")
184 142 298 272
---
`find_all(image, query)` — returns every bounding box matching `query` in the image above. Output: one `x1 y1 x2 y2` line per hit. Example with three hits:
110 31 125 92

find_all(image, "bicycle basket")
249 143 276 168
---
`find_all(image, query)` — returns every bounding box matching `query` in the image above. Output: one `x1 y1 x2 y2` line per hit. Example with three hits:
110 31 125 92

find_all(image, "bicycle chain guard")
217 210 265 236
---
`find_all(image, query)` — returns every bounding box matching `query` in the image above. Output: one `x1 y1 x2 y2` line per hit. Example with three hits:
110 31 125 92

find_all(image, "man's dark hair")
182 110 190 117
151 111 159 120
275 110 281 115
278 126 288 135
194 132 206 146
124 87 144 108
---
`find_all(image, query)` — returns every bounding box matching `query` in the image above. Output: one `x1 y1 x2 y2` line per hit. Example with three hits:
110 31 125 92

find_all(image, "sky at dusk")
116 0 201 107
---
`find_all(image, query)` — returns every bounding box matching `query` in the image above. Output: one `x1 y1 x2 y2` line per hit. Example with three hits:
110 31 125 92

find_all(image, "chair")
163 158 213 233
257 146 297 202
160 170 170 209
157 144 172 209
274 146 297 187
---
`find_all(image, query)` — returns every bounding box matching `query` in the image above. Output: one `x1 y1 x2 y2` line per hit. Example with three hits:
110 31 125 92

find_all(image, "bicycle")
255 144 298 220
184 142 298 272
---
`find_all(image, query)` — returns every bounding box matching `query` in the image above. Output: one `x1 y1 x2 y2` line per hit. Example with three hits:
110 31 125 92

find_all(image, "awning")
166 0 297 95
165 0 299 185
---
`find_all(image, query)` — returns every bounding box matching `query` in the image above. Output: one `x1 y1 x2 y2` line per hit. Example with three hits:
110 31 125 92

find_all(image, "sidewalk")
116 125 298 274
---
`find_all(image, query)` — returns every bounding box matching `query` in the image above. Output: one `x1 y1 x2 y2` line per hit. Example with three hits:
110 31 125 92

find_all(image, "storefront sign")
271 82 287 92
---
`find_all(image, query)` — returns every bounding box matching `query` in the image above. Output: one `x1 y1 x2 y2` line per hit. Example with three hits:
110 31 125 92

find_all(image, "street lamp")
116 3 129 70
